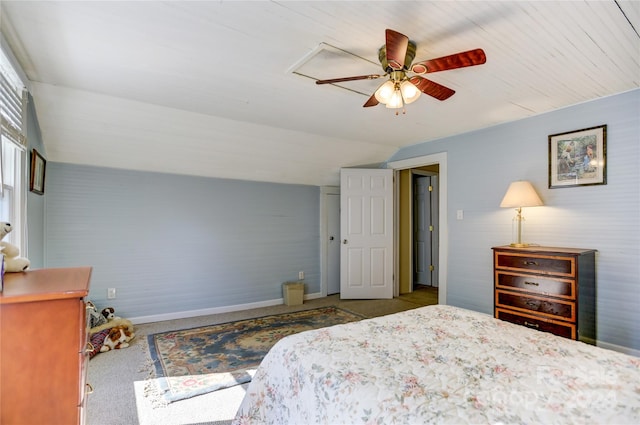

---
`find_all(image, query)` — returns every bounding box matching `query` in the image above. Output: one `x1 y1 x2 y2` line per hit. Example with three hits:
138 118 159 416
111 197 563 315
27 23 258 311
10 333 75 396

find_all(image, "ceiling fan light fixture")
386 88 404 109
400 80 421 104
374 80 395 104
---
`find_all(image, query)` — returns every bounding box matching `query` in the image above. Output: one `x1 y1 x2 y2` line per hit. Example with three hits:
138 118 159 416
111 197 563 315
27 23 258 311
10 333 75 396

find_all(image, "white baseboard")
304 291 323 300
129 291 324 325
596 340 640 358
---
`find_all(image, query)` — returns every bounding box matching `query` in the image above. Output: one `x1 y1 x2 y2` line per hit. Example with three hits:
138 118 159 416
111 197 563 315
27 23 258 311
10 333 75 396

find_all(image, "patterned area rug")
147 306 364 403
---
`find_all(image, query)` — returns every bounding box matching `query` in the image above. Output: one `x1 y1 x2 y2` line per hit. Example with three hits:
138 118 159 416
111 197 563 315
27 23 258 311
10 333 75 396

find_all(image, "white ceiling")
1 1 638 186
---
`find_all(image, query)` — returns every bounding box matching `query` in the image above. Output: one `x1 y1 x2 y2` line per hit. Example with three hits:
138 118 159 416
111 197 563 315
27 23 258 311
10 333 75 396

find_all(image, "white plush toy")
0 222 30 272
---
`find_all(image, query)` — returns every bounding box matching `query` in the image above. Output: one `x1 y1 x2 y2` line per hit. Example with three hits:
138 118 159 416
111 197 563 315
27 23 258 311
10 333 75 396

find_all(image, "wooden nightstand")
492 246 596 343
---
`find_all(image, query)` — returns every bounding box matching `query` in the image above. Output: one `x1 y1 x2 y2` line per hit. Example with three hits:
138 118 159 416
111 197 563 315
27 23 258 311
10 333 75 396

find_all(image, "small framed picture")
30 149 46 195
548 125 606 189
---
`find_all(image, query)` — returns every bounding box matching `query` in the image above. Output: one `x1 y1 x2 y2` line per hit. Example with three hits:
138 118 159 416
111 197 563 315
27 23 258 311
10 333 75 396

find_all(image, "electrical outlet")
298 271 304 280
107 288 116 299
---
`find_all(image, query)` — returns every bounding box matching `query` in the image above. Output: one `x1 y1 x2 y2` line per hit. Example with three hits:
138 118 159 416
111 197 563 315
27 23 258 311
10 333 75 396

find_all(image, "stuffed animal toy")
88 301 134 338
100 325 135 352
87 301 108 329
87 301 135 356
101 307 119 321
0 222 30 272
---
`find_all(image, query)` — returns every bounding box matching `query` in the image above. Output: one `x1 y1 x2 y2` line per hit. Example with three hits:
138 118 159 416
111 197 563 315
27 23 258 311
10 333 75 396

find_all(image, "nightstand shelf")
492 246 596 343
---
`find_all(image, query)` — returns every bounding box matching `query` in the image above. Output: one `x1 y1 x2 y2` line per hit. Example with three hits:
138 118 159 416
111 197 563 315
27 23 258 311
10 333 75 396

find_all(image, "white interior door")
340 168 393 299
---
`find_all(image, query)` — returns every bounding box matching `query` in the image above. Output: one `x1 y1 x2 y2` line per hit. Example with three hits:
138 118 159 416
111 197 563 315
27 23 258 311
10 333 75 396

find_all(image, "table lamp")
500 181 544 247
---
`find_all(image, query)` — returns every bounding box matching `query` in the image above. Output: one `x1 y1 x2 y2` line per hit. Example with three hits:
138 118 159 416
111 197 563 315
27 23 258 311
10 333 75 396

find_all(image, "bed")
233 305 640 424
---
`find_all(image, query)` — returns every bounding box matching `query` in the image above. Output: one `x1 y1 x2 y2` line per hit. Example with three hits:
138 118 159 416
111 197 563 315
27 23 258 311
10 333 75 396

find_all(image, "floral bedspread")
233 305 640 424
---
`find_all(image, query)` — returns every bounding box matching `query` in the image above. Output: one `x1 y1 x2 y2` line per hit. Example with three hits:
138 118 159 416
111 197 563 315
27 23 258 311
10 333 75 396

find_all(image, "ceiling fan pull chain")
395 108 407 116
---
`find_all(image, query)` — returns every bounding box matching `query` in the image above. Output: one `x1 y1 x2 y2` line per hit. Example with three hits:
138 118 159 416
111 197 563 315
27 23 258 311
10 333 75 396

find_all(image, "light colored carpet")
87 288 437 425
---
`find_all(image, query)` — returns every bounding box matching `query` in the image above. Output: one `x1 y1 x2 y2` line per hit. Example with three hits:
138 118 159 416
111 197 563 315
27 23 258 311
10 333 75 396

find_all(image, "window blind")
0 48 27 148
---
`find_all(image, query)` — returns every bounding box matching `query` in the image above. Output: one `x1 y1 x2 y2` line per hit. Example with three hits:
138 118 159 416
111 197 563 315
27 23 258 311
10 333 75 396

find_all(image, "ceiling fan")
316 29 486 113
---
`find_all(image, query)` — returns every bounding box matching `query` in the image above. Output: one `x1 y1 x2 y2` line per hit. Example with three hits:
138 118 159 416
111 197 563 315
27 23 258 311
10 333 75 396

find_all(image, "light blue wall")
388 89 640 351
37 89 639 350
44 164 320 319
26 93 46 268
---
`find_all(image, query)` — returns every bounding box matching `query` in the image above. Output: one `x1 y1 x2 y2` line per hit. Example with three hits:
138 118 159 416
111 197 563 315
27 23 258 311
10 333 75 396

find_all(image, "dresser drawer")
496 309 575 339
493 246 596 342
495 272 575 299
495 252 575 277
496 290 575 321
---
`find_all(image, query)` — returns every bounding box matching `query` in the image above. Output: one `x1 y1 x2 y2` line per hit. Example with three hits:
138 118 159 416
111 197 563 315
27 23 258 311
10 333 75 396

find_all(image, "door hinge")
429 265 435 272
429 225 434 232
428 185 433 192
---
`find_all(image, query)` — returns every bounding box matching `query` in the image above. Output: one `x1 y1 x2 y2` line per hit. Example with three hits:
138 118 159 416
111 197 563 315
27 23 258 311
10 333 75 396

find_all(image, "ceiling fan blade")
411 48 486 74
363 93 379 108
409 76 455 101
385 29 409 70
316 74 383 85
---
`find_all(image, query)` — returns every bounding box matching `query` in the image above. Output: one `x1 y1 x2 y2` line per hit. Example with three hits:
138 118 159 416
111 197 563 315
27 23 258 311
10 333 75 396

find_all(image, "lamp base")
509 242 531 248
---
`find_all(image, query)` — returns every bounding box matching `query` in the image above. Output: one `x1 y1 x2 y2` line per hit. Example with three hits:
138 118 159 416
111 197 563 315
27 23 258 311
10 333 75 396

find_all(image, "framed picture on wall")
548 124 607 189
30 149 46 195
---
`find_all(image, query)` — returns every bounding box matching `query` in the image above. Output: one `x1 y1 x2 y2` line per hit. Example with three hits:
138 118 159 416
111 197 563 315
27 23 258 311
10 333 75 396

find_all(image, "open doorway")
390 152 447 306
411 170 439 305
396 167 439 301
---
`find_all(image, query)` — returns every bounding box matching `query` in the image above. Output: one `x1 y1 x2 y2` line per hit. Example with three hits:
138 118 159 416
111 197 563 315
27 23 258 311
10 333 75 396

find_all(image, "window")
0 45 27 250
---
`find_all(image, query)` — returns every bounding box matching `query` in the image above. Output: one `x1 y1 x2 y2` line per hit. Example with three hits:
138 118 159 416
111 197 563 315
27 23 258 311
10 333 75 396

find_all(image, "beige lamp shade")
500 180 543 247
500 181 543 208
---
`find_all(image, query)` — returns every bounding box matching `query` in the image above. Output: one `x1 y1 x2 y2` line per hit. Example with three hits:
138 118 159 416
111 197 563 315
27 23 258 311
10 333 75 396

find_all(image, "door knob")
329 236 334 241
343 239 348 244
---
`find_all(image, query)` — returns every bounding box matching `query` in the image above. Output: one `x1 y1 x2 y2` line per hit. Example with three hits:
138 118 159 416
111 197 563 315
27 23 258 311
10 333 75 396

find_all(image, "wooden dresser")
492 246 596 343
0 267 93 425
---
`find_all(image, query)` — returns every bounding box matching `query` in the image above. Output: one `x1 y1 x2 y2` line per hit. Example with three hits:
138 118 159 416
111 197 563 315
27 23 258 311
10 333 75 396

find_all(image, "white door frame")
388 152 448 305
319 186 340 298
